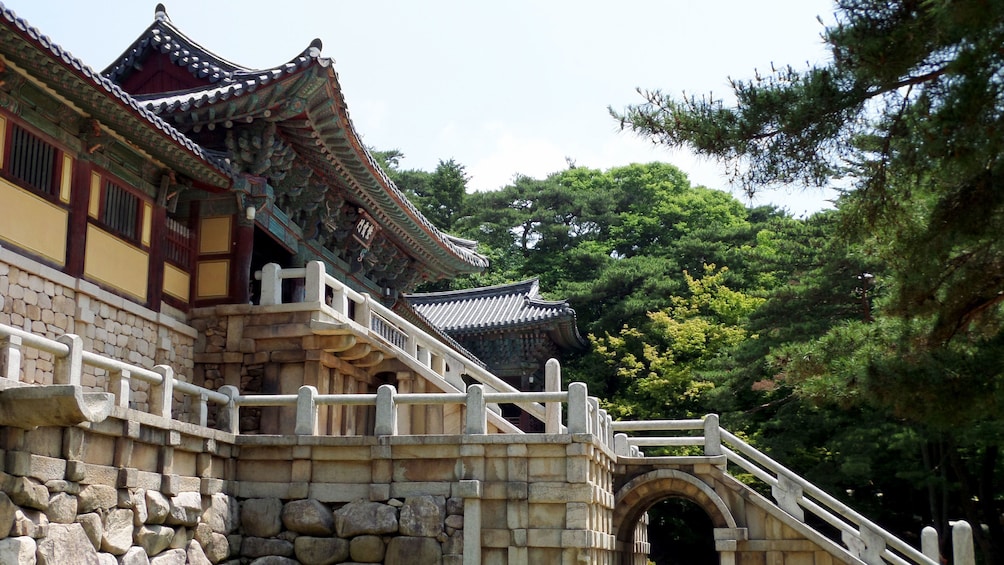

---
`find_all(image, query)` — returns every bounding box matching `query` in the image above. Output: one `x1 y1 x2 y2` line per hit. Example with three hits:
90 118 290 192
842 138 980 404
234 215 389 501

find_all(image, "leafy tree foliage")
615 0 1004 558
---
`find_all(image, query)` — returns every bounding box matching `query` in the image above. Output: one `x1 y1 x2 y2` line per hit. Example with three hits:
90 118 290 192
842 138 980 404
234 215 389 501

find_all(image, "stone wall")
0 402 621 565
0 246 197 416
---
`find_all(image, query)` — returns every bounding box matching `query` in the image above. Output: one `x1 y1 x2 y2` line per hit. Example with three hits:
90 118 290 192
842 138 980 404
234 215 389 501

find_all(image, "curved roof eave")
137 52 487 277
0 3 232 189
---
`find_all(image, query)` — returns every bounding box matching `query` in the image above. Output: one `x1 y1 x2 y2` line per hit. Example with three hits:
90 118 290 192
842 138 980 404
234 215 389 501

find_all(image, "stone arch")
612 468 737 545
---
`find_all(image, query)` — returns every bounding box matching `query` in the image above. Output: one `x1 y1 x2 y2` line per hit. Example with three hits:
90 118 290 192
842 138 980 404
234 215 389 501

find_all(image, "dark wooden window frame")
91 170 148 249
1 118 66 204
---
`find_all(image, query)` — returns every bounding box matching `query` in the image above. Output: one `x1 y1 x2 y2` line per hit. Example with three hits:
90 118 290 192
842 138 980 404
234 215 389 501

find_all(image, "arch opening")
613 469 738 565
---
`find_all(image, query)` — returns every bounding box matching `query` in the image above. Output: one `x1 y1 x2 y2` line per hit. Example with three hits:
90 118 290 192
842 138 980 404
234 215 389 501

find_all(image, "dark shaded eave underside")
0 4 231 189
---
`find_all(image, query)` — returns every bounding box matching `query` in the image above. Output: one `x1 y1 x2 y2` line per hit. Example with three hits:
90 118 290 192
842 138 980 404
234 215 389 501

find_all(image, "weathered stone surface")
202 493 236 534
399 496 445 538
36 523 100 565
240 536 294 558
135 524 175 556
169 526 189 549
0 536 36 565
11 507 48 538
281 499 333 535
3 474 48 510
446 497 463 516
77 485 117 513
443 529 463 555
384 536 442 565
149 548 186 565
186 539 212 565
45 492 77 524
131 489 148 526
240 498 283 538
96 552 117 565
145 491 170 525
0 492 15 537
75 512 102 550
167 492 202 526
444 514 464 530
349 535 385 563
333 500 398 537
45 480 79 494
99 508 134 554
293 536 349 565
202 532 230 564
118 546 151 565
248 557 298 565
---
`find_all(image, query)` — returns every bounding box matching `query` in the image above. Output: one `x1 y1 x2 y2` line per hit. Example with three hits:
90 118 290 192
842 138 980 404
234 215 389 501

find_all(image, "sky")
11 1 840 216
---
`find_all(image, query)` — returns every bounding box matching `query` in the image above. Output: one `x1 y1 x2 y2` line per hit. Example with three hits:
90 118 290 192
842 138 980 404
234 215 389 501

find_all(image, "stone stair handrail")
255 261 553 426
611 418 962 565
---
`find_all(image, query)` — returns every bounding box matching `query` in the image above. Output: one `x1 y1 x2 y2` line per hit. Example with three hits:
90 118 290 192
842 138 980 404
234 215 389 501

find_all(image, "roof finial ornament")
154 3 170 22
308 38 323 58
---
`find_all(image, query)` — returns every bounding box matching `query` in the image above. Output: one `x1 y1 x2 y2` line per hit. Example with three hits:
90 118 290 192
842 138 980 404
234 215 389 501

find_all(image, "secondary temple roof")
102 5 488 284
407 279 588 351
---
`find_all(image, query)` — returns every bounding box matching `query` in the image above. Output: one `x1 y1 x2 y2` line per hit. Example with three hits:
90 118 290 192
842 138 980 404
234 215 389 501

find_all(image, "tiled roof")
0 3 231 187
406 280 588 350
101 5 487 278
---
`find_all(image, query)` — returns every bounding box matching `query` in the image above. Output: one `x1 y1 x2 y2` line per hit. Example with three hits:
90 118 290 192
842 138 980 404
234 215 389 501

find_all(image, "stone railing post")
375 384 397 436
953 521 975 565
1 334 22 382
304 261 326 304
772 473 805 522
259 263 282 306
196 392 209 427
465 384 487 435
588 397 600 435
416 346 431 368
295 385 318 435
150 365 174 419
545 359 562 434
354 295 372 327
108 368 131 409
217 385 240 434
704 414 722 456
615 433 631 456
330 282 348 315
54 333 83 385
567 382 589 434
921 526 939 563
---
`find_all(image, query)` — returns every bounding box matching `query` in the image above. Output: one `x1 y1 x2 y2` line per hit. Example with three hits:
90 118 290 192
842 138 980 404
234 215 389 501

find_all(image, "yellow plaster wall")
197 259 229 298
163 262 190 302
199 216 231 254
84 225 148 301
0 177 67 265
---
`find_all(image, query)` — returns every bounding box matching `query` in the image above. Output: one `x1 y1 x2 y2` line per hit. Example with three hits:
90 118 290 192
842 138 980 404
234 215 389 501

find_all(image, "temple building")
0 3 581 436
408 280 587 431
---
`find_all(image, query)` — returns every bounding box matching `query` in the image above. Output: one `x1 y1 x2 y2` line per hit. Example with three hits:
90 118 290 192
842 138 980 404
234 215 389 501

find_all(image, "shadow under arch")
613 468 738 563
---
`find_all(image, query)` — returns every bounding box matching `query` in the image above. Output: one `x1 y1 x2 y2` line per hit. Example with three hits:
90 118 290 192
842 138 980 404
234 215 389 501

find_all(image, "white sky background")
13 1 839 216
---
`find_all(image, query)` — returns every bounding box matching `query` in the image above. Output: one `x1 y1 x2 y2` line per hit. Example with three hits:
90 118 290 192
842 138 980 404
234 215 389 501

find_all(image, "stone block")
369 483 390 501
0 536 36 565
167 492 203 526
334 500 398 537
135 524 175 556
349 535 386 562
281 499 334 535
45 492 77 524
0 492 15 536
35 523 97 564
149 548 186 565
74 513 101 550
294 536 349 565
384 536 440 565
99 508 134 555
399 496 445 537
241 498 284 538
239 536 294 558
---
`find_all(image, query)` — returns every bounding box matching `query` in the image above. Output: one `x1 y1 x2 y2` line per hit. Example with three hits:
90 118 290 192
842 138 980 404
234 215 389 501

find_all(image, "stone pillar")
396 372 413 434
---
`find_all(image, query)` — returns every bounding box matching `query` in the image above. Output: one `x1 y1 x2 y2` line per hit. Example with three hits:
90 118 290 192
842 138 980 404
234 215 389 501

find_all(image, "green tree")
614 0 1004 558
584 265 763 420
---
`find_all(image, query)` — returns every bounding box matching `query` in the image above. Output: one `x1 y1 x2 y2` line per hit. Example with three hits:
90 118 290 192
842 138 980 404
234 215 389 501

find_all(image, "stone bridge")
0 320 960 565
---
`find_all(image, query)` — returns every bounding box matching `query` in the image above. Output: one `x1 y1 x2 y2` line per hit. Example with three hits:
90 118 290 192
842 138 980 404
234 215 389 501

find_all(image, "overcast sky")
12 1 840 216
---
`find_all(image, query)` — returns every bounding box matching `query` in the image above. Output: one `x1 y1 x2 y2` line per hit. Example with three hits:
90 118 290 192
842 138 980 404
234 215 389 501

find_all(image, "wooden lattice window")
101 180 141 242
8 123 58 196
165 217 194 268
